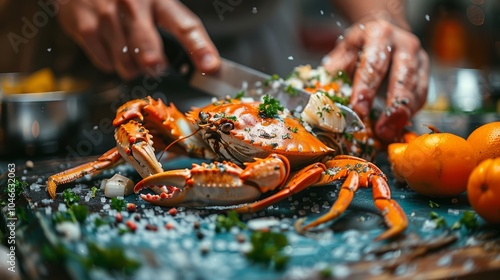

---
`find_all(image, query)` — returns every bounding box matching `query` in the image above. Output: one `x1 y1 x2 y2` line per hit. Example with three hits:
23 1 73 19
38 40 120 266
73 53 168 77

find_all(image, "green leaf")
258 95 284 119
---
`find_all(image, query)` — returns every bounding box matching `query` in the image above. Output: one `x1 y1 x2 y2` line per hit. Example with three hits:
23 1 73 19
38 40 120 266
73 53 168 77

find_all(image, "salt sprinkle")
47 48 52 52
425 14 430 21
251 7 257 14
134 48 140 53
122 46 128 53
288 56 294 60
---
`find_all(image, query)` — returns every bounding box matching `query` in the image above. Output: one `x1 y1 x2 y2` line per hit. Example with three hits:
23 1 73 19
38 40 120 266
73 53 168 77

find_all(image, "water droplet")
320 10 324 15
252 7 257 14
201 72 206 76
134 48 140 54
425 14 430 21
387 45 392 53
287 56 294 60
336 21 342 27
47 48 52 52
338 35 344 40
358 23 365 30
122 46 128 53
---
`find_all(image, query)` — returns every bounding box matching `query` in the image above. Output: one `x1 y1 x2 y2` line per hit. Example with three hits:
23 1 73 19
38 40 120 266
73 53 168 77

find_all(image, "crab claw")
133 162 265 207
115 120 163 178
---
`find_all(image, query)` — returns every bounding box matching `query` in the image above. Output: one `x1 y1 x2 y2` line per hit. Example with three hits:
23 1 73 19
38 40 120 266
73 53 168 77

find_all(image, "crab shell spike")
301 92 346 133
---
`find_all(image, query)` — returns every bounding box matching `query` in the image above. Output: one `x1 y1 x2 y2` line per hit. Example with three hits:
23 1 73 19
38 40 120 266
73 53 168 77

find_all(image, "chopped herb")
284 84 301 96
2 177 28 202
70 204 88 223
226 115 238 121
451 211 478 231
258 95 284 119
288 127 298 133
429 211 447 228
94 217 108 228
319 267 333 278
245 230 290 271
282 133 291 139
332 70 351 85
63 189 80 206
270 143 279 149
234 90 245 99
429 200 440 208
264 74 281 86
90 186 98 198
327 94 350 106
84 242 141 275
215 210 246 232
111 197 125 211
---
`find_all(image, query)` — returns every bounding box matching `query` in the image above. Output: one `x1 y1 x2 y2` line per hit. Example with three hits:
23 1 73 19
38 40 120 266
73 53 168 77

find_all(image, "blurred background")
0 0 499 158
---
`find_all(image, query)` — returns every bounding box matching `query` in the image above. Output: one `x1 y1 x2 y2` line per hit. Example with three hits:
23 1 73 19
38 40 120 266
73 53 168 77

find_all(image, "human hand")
57 0 220 80
322 18 429 143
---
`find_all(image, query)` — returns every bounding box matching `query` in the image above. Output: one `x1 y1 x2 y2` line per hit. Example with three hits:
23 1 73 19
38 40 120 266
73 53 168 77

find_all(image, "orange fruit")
387 131 419 183
388 143 409 183
467 122 500 164
401 132 477 197
467 158 500 224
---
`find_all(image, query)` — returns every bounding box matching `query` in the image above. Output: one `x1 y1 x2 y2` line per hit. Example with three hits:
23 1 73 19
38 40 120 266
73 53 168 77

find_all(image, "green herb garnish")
284 84 301 96
70 204 88 223
259 95 284 118
90 186 98 198
215 210 246 232
332 70 351 85
111 197 125 211
226 116 238 121
429 211 447 228
84 242 141 275
264 74 281 86
451 211 478 231
234 90 245 99
63 189 80 206
429 200 440 208
245 230 290 271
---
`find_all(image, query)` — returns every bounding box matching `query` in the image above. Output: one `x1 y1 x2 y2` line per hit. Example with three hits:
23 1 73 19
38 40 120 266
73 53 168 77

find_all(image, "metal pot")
0 74 90 157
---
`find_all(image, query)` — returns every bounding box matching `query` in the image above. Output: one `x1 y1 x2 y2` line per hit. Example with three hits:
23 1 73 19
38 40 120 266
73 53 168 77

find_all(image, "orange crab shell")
186 99 336 168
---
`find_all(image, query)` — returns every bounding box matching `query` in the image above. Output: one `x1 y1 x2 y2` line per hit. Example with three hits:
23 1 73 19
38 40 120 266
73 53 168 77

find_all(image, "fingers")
375 35 429 143
154 0 220 73
322 19 429 143
98 2 139 80
323 21 393 118
57 4 114 73
118 0 167 77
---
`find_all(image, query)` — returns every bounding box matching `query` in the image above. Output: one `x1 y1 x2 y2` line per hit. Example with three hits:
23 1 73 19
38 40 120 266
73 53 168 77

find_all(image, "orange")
388 143 409 183
467 122 500 165
467 158 500 224
401 132 477 197
387 131 419 183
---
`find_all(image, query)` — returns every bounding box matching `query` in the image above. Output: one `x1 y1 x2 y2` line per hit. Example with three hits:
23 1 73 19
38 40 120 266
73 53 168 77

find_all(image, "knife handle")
161 30 195 80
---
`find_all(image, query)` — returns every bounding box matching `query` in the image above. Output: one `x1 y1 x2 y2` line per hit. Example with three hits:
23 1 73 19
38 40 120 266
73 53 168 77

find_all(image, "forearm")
331 0 411 30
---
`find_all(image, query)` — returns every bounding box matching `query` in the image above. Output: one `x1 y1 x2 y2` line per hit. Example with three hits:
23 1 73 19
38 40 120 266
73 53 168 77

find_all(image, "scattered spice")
127 203 136 212
168 208 178 216
126 220 137 232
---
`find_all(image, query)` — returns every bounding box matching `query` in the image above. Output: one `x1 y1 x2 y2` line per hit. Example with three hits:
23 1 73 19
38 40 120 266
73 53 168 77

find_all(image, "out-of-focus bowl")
0 73 90 157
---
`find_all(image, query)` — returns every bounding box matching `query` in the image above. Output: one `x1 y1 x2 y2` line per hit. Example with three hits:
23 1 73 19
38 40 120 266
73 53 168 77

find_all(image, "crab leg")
235 155 407 240
371 175 408 240
47 148 123 199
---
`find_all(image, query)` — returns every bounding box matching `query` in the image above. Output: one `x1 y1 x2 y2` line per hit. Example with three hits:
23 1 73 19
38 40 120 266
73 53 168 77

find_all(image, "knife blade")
188 58 364 132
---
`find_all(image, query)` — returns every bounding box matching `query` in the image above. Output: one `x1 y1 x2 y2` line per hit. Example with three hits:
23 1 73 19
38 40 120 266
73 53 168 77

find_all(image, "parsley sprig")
258 95 284 119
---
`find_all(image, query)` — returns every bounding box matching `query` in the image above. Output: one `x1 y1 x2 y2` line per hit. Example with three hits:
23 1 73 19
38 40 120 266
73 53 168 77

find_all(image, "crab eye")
220 122 233 133
199 111 210 124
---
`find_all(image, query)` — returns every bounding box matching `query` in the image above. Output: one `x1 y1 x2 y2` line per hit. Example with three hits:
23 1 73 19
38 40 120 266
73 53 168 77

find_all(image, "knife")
161 33 364 132
188 59 364 132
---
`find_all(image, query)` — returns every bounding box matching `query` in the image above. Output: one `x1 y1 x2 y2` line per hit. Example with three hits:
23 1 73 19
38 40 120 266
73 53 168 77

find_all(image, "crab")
47 95 407 240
